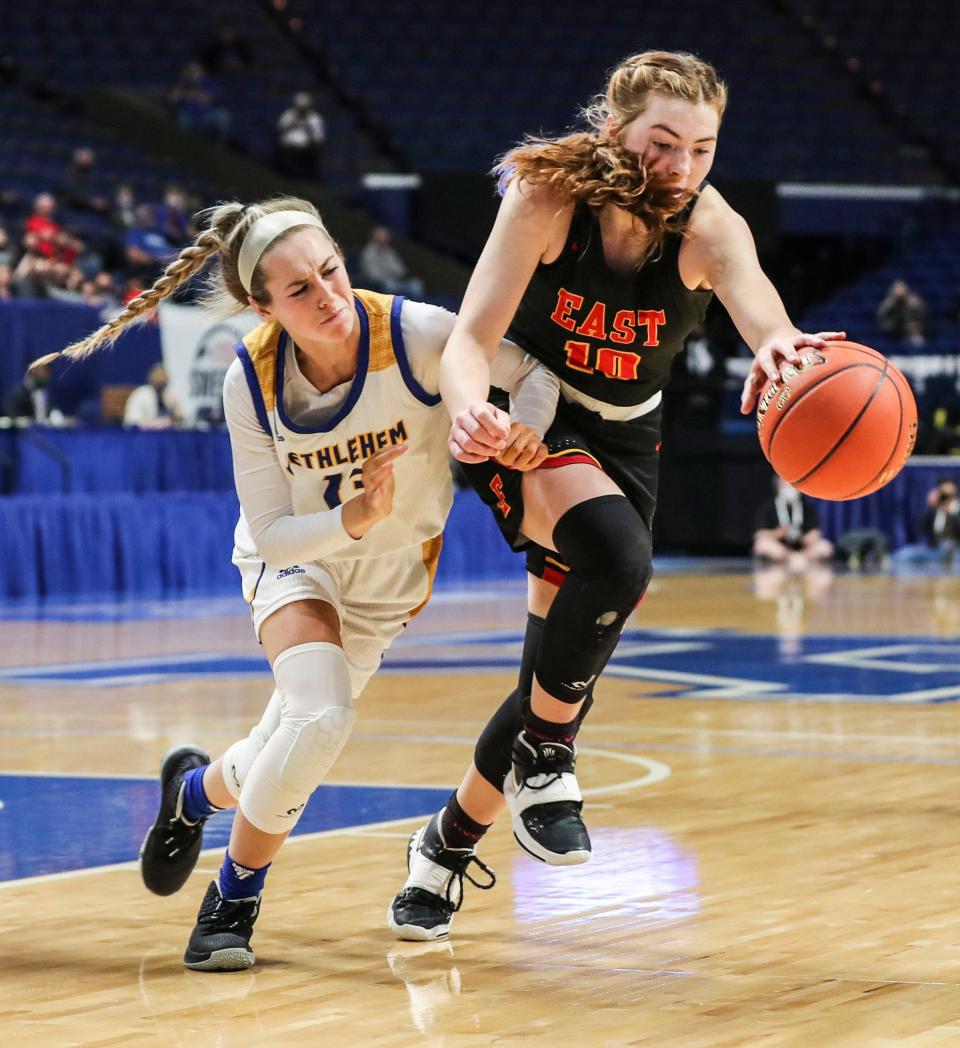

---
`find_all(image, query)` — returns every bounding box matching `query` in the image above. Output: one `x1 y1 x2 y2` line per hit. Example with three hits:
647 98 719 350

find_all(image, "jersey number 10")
564 340 642 381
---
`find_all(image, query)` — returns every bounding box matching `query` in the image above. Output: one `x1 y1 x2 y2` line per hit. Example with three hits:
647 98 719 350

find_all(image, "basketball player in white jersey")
36 197 559 971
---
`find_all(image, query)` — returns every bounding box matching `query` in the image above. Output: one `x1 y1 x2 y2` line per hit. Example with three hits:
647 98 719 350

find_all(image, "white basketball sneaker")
387 810 495 941
503 730 592 865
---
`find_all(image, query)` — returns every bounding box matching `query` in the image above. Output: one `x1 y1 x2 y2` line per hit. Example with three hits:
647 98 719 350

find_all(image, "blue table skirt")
0 492 241 599
0 459 956 598
0 489 521 600
814 458 960 548
9 427 234 495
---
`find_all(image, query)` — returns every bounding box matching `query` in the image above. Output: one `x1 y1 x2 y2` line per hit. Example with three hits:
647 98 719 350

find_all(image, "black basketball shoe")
503 730 592 865
183 880 260 971
387 810 495 941
140 744 211 896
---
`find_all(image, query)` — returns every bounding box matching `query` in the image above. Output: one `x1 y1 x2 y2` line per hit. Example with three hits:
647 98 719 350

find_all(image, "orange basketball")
755 340 917 501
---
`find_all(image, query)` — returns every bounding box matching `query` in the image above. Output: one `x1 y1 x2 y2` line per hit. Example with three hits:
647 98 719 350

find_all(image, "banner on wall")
158 303 259 425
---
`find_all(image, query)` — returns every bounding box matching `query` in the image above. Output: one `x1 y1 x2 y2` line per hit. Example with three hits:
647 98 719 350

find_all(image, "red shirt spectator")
24 193 62 259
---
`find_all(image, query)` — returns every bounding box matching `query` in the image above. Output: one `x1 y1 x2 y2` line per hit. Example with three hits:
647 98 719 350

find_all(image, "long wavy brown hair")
495 51 728 264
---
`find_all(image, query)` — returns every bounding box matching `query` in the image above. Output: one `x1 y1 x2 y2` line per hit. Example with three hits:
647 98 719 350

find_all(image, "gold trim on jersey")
353 288 398 373
408 533 444 618
241 320 283 412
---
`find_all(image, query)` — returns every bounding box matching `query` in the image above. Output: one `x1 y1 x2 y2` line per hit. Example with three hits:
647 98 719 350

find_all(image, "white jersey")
224 289 558 573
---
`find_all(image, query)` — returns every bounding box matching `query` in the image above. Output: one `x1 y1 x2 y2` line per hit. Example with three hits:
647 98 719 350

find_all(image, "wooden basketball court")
3 565 960 1045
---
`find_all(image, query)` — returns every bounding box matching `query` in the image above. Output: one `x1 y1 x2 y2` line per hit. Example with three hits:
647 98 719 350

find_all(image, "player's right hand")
495 422 547 471
448 402 510 464
342 443 407 538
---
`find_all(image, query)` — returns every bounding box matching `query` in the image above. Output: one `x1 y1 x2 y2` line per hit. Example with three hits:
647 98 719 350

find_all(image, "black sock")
440 791 490 850
522 706 578 746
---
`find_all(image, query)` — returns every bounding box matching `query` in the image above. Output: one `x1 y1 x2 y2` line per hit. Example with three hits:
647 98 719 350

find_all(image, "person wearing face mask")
3 360 53 421
276 92 326 179
388 49 844 942
123 362 183 429
752 475 833 570
30 196 559 971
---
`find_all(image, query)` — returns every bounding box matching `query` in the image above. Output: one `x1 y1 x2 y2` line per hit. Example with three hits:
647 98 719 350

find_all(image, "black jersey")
507 200 713 408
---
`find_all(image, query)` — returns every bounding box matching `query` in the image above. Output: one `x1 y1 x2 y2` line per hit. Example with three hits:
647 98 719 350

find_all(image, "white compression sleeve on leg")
239 642 356 834
221 688 283 801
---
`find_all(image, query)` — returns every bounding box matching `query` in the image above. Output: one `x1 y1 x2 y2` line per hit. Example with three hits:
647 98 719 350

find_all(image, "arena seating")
786 0 960 175
286 0 933 184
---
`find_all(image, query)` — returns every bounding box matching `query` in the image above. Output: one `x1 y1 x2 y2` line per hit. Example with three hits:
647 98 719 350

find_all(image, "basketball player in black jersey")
388 50 843 940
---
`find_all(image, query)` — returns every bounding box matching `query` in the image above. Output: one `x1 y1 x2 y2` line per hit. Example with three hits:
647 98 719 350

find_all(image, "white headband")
237 210 326 293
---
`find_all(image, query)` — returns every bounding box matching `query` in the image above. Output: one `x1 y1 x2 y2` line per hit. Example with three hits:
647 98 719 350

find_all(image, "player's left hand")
495 422 548 471
740 331 846 414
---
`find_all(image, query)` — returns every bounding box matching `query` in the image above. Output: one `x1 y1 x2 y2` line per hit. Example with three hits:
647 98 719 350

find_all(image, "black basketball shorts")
462 395 662 583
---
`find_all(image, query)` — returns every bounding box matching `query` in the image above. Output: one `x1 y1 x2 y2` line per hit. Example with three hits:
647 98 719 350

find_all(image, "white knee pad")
221 688 282 801
239 642 355 834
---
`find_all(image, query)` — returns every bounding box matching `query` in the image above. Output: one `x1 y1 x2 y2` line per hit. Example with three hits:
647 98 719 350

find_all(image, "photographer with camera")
892 476 960 568
922 478 960 560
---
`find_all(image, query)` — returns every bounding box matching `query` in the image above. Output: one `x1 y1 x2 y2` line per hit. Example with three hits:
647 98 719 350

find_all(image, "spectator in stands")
663 322 724 431
59 147 109 216
122 275 148 307
199 24 253 74
753 476 833 569
902 316 927 348
0 225 14 267
876 279 928 342
45 263 87 304
357 226 424 297
111 183 138 232
168 62 231 144
24 193 62 259
891 477 960 567
52 229 84 268
125 205 176 280
124 363 182 429
3 361 52 420
83 271 120 311
921 478 960 557
275 92 326 179
153 184 194 246
11 234 52 297
0 263 13 300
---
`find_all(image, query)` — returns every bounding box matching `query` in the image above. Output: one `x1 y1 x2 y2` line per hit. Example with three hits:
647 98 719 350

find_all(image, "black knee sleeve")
474 688 524 789
518 611 544 698
534 495 652 703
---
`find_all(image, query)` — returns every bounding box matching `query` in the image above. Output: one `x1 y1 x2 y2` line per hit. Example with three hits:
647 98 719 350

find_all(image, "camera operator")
921 478 960 559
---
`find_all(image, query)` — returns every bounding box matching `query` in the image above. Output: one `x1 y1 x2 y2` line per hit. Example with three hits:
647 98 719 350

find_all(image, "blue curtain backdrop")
0 493 240 599
11 427 234 494
0 418 954 598
0 489 524 599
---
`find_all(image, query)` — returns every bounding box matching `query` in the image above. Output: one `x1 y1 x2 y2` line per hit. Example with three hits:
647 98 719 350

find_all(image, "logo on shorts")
276 565 306 580
490 474 511 518
565 675 597 691
282 803 305 818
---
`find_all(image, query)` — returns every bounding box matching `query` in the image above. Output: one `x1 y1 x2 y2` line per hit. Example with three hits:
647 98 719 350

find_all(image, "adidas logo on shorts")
276 566 306 580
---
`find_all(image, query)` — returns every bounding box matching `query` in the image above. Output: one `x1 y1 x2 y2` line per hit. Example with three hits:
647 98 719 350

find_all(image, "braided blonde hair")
495 51 727 264
31 196 333 369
